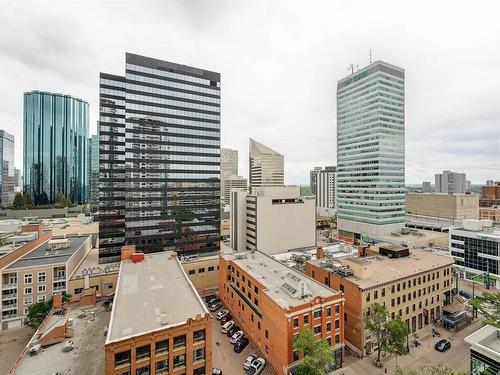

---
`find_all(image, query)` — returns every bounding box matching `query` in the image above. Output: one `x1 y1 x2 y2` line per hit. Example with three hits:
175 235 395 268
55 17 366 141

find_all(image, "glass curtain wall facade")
23 91 89 205
89 133 100 211
336 61 405 243
0 130 15 206
98 53 221 263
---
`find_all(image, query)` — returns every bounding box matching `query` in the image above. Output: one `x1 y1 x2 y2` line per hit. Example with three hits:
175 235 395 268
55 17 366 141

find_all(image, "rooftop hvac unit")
235 252 248 260
336 265 353 277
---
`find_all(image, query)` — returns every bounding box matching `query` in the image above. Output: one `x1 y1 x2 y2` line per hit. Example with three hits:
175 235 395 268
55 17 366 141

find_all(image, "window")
339 284 344 293
155 339 169 355
38 272 46 283
314 325 321 334
193 330 205 342
198 268 205 273
189 270 195 275
258 321 261 331
293 317 299 328
335 319 340 329
193 348 205 361
381 288 385 297
194 368 206 375
155 359 168 374
173 354 186 369
366 293 370 302
24 274 32 284
265 330 269 339
24 297 33 305
115 350 131 368
293 350 299 361
38 285 46 293
208 266 215 272
335 304 340 314
374 290 378 299
254 298 259 306
136 345 150 360
344 313 347 322
326 322 332 332
24 287 32 295
326 307 331 317
335 334 340 344
37 295 46 302
303 314 309 324
136 365 149 375
313 310 321 319
242 275 245 282
173 335 186 349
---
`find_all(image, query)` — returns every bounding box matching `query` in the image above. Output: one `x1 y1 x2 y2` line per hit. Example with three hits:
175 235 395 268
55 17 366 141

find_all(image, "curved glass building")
23 91 89 205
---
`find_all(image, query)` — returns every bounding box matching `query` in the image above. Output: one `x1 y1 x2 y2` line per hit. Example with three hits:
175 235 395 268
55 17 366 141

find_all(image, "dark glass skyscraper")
0 130 15 206
23 91 89 205
99 53 221 263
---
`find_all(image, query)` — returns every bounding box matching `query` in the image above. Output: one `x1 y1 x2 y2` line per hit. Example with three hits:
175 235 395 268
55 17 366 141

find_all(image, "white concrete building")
223 175 247 205
221 148 239 203
230 186 315 254
465 325 500 374
249 139 284 188
336 61 405 244
435 170 467 194
310 166 337 216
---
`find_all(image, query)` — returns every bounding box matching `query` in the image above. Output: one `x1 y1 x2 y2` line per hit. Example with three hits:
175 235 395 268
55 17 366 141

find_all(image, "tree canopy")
395 363 466 375
26 300 52 328
469 292 500 328
294 328 335 375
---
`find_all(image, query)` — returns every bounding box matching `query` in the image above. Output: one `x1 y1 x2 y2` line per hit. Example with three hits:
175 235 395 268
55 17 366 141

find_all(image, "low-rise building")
465 324 500 375
230 186 316 254
0 224 91 330
481 181 500 207
406 192 479 231
480 207 500 223
219 250 344 374
449 219 500 286
305 246 454 357
105 251 211 375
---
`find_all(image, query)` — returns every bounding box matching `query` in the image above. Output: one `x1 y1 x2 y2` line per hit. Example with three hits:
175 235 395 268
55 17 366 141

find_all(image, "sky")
1 0 499 185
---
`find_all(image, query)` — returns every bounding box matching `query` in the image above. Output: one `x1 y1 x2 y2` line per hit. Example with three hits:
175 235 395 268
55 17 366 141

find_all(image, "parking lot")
207 299 274 375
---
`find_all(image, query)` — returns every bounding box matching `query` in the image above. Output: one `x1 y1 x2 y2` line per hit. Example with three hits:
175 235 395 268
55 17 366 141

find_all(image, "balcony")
2 303 17 311
1 283 17 290
53 285 66 292
2 294 17 301
53 276 66 282
2 313 18 320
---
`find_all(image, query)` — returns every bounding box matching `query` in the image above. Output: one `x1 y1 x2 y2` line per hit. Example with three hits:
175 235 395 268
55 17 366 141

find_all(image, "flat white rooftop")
106 252 208 344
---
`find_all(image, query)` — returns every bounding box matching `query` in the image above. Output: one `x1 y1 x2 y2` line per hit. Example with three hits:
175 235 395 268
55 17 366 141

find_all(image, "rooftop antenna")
369 50 373 64
347 63 359 75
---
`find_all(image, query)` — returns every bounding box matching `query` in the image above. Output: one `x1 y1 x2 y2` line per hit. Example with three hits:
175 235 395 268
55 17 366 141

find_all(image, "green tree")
365 302 391 364
23 191 34 208
386 315 410 365
12 192 26 209
26 300 53 328
394 363 465 375
294 328 335 375
470 292 500 328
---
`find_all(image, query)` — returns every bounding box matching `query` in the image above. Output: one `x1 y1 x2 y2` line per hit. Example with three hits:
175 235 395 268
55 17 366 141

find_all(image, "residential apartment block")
249 138 284 188
0 224 91 330
435 170 467 194
310 166 336 216
105 251 211 375
99 53 221 263
219 250 345 374
230 186 315 254
405 192 479 231
336 61 405 243
305 246 454 357
481 181 500 207
449 220 500 287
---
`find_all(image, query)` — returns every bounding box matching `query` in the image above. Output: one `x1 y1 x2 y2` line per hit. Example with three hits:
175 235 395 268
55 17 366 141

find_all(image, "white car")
216 309 229 320
230 330 244 344
246 357 266 375
243 355 257 370
221 320 234 334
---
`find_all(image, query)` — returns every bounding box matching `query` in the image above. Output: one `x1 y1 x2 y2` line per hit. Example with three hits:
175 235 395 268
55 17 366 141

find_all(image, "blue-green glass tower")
23 91 89 205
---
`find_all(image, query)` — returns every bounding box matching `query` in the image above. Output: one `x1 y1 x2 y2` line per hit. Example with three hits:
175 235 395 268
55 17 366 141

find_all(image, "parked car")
434 339 451 352
220 314 233 325
230 330 244 344
226 325 240 337
246 357 266 375
234 337 249 353
459 290 472 300
221 320 235 334
212 368 222 375
216 309 229 320
208 298 220 307
205 294 217 303
210 301 222 311
243 355 257 370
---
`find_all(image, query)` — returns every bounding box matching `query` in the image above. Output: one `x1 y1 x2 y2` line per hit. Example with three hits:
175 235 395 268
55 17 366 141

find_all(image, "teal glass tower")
23 91 89 205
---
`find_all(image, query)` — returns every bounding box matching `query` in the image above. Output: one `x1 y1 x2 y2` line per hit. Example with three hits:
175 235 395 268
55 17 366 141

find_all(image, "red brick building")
219 250 344 374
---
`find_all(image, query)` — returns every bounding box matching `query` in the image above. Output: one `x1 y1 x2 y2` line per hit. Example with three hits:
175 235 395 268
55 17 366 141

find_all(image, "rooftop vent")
280 272 311 298
336 265 353 277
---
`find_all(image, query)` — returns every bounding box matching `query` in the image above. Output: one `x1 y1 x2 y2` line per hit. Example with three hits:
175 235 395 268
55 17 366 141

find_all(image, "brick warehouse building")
219 250 344 374
305 245 454 357
105 252 212 375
